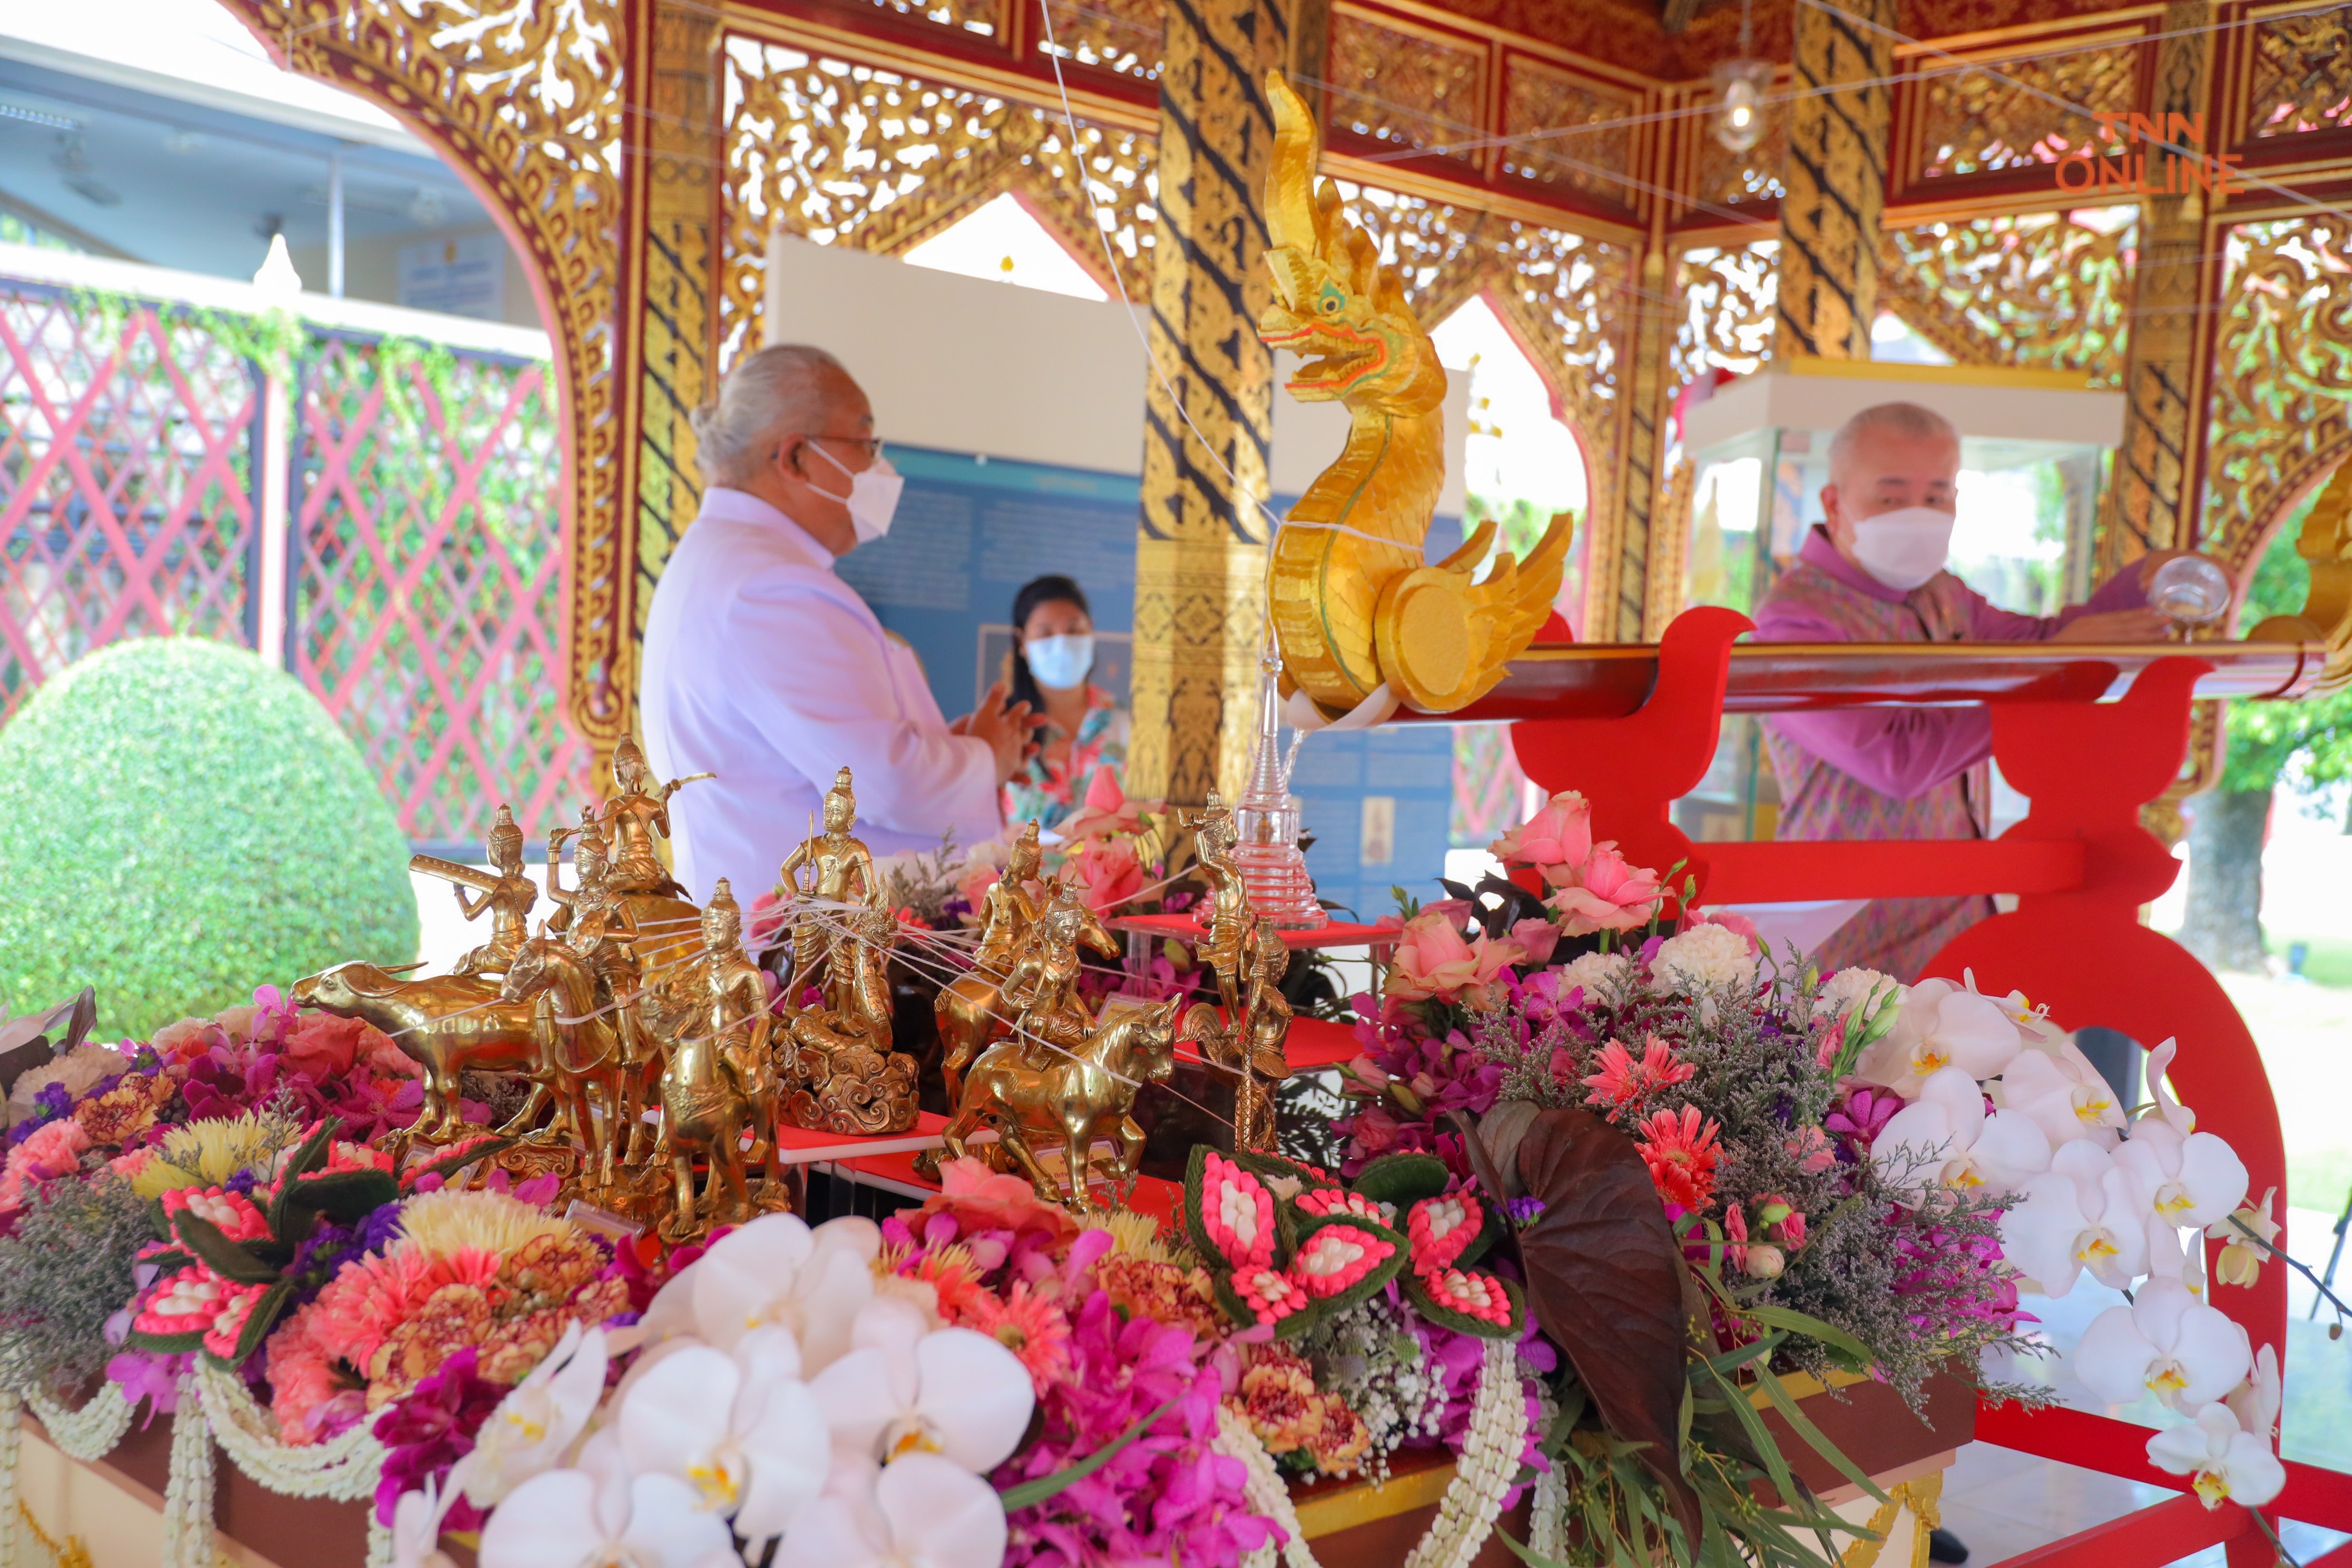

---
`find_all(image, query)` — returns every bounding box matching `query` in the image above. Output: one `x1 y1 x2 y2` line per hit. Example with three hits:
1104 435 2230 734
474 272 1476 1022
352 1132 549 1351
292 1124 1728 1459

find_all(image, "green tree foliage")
0 638 418 1037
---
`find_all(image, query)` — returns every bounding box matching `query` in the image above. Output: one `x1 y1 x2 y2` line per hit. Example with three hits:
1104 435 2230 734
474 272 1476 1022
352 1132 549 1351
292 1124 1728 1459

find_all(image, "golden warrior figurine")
935 820 1047 1110
1187 792 1250 1020
595 737 709 898
786 902 919 1135
411 804 538 977
646 880 790 1238
777 767 882 1003
998 885 1100 1069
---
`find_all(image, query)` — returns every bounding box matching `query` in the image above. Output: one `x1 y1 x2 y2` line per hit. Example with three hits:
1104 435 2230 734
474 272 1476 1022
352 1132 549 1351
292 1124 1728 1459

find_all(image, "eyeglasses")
798 433 884 461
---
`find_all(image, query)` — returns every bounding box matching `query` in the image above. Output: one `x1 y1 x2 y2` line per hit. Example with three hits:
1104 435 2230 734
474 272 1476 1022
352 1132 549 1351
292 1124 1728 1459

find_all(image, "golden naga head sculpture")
1258 71 1446 419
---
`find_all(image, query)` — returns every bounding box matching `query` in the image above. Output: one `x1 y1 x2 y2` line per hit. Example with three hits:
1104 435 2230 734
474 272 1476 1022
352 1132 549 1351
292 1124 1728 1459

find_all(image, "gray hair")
689 343 849 487
1827 400 1959 482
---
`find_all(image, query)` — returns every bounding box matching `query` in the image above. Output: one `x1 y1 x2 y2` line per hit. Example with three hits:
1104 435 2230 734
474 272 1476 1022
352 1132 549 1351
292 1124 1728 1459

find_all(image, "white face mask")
1848 505 1956 592
1024 633 1094 691
805 439 904 545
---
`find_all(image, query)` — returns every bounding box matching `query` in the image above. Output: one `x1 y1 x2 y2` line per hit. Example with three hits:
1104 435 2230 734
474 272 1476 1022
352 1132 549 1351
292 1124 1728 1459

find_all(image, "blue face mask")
1024 633 1094 691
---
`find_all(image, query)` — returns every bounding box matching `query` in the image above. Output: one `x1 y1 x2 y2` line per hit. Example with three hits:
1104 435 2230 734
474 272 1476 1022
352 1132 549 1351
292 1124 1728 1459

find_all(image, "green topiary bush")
0 638 418 1038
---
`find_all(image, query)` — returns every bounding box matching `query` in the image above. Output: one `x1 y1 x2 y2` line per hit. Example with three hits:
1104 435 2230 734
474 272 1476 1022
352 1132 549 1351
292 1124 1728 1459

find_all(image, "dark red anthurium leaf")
1515 1107 1702 1549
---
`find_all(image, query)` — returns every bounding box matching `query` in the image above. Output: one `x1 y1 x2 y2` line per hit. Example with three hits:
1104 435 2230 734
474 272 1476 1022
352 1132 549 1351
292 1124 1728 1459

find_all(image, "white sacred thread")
1213 1403 1324 1568
24 1381 132 1461
198 1361 385 1503
1402 1337 1528 1568
159 1372 215 1568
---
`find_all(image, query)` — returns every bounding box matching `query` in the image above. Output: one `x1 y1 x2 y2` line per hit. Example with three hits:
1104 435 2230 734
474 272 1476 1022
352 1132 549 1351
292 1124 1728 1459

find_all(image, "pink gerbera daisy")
1633 1104 1722 1211
963 1282 1073 1396
1581 1035 1697 1115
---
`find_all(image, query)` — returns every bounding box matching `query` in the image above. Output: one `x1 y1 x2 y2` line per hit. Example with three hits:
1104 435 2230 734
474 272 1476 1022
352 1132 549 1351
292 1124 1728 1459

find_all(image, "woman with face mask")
1003 575 1130 832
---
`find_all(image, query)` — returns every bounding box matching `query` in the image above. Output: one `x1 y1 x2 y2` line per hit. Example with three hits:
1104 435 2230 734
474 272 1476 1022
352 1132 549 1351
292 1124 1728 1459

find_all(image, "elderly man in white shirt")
640 343 1035 903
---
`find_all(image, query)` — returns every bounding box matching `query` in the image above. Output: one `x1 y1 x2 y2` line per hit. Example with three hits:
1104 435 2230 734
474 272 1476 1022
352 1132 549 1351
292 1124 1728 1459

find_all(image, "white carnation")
5 1042 129 1126
1557 950 1634 998
1815 966 1900 1018
1651 923 1758 997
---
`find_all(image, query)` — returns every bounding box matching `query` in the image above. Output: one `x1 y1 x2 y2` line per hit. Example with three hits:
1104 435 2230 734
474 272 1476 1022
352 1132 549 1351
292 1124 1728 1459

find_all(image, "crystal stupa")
1231 662 1327 928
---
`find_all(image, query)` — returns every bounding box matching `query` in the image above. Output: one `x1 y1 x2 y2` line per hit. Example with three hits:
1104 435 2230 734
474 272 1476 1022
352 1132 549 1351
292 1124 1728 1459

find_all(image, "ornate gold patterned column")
1774 0 1894 361
2102 0 2217 571
614 0 720 744
1128 0 1292 805
1616 242 1677 641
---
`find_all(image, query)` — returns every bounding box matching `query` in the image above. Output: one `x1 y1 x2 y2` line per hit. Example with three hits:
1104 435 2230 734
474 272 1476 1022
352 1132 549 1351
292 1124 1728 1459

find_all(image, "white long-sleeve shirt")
639 487 1001 903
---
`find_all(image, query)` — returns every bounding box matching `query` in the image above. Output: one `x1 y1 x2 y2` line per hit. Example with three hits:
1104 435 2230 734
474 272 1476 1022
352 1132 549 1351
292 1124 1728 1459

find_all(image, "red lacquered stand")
1483 605 2337 1566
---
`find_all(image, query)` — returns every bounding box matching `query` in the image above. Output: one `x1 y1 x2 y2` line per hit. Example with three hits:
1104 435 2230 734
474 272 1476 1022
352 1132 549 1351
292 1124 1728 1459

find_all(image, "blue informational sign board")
837 443 1458 917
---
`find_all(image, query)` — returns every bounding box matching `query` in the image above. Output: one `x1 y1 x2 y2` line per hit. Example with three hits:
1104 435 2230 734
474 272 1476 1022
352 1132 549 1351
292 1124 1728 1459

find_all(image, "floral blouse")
1004 685 1129 831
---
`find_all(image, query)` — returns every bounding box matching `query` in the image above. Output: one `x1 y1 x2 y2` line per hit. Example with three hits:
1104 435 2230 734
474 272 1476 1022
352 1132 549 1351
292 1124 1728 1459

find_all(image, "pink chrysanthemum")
1634 1104 1722 1212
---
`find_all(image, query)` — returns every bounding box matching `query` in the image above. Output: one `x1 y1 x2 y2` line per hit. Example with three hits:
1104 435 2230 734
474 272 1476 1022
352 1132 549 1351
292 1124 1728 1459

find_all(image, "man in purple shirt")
1753 400 2206 981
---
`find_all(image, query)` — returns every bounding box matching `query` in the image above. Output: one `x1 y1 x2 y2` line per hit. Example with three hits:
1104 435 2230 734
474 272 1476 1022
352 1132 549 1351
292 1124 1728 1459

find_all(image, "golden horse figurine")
498 934 633 1192
293 964 555 1143
786 903 919 1135
1258 70 1570 717
642 881 788 1240
940 994 1184 1211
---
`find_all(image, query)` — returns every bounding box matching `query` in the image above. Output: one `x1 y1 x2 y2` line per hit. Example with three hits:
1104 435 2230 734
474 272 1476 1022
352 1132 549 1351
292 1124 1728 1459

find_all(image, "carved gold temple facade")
217 0 2352 795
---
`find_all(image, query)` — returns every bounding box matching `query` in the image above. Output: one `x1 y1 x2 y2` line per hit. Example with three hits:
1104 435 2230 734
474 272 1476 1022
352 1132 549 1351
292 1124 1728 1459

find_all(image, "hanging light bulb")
1711 0 1770 155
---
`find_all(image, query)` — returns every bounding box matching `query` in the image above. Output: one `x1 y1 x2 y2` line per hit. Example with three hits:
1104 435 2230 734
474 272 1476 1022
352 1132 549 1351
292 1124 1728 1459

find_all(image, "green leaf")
1701 1331 1785 1377
1750 1364 1887 1504
122 1325 205 1357
170 1212 279 1286
265 1116 342 1235
1696 1354 1799 1515
1289 1212 1409 1319
1350 1152 1449 1208
405 1136 516 1186
996 1392 1188 1512
1404 1266 1525 1339
281 1169 400 1226
1741 1305 1874 1375
218 1277 298 1369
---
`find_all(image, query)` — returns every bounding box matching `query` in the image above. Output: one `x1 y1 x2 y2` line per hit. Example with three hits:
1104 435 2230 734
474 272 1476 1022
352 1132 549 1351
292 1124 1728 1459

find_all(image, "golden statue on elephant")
1259 70 1570 718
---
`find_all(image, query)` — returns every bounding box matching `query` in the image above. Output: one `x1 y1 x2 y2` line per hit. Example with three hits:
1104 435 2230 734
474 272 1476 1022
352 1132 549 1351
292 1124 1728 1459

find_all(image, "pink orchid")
1056 766 1159 847
1384 911 1524 1008
1546 846 1665 936
1489 790 1595 887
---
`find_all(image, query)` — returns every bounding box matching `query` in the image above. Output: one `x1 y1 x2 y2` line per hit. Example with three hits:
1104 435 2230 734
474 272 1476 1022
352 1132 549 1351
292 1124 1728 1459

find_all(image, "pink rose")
281 1013 367 1079
1509 917 1561 966
1067 838 1144 914
1547 845 1665 936
1489 791 1595 888
1385 910 1524 1007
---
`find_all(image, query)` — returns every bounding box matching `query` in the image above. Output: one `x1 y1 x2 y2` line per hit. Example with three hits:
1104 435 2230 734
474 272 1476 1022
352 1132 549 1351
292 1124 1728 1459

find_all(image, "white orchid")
2074 1276 2250 1411
477 1443 742 1568
2208 1188 2280 1289
1868 1065 2051 1202
2110 1042 2249 1232
1991 1041 2127 1151
391 1469 462 1568
1961 969 2067 1052
2148 1403 2288 1509
683 1211 880 1366
1853 977 2022 1098
464 1322 610 1507
2001 1140 2154 1296
810 1297 1034 1473
618 1325 830 1543
782 1453 1009 1568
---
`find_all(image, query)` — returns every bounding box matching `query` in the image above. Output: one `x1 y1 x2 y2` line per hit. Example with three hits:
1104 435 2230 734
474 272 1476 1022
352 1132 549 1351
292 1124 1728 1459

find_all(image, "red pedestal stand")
1507 607 2331 1566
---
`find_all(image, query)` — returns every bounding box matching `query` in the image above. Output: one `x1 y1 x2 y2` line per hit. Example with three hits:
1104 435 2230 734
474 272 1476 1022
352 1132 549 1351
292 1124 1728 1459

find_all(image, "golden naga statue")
941 993 1185 1212
1258 70 1571 717
786 901 919 1136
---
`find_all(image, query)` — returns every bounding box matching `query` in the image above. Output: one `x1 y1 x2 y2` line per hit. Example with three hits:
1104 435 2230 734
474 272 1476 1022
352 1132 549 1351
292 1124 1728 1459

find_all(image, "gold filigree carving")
1040 0 1164 80
1776 0 1893 361
860 0 1008 38
718 39 1156 366
2245 10 2352 140
1672 240 1777 385
2206 218 2352 587
218 0 627 740
1689 87 1786 211
1913 47 2137 180
1879 209 2134 383
1326 7 1487 164
1501 60 1638 208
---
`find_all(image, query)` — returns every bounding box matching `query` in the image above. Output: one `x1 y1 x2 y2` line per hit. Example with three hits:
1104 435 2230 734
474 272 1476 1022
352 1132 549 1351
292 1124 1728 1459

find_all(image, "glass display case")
1673 360 2122 843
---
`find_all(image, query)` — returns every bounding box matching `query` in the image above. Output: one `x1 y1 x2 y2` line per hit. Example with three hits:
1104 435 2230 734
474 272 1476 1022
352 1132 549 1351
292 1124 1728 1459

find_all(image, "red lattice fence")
289 334 589 843
0 276 588 845
0 281 260 718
